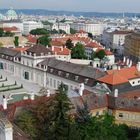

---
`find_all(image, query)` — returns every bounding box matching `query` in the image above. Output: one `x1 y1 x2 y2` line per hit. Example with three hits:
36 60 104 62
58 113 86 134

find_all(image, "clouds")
0 0 139 12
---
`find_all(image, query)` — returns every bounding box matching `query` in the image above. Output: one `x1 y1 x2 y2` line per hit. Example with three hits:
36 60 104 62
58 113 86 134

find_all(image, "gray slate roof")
39 58 106 79
0 47 20 57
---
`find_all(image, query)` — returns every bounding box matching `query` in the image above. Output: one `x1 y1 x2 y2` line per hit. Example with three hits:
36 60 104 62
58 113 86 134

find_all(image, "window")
132 81 135 84
75 76 79 81
58 71 61 76
66 73 69 78
84 78 89 84
119 113 123 118
50 69 53 73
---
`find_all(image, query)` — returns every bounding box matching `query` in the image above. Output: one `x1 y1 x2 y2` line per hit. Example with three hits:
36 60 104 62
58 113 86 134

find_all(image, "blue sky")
0 0 140 12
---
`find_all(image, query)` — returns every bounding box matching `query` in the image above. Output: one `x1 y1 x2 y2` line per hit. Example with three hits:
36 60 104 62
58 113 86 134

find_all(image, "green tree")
137 133 140 140
71 42 87 59
88 33 93 40
77 113 128 140
70 28 77 34
91 51 97 60
4 31 14 37
96 49 106 60
14 36 19 47
15 110 37 139
47 83 73 140
65 39 73 49
0 29 4 37
37 35 51 46
30 28 49 35
59 29 66 34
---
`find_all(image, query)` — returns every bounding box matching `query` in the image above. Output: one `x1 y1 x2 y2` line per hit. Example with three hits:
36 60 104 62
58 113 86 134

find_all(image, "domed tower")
6 7 18 20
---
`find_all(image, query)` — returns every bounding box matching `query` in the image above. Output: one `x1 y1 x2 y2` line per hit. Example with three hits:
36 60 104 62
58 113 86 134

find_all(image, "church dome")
6 7 18 20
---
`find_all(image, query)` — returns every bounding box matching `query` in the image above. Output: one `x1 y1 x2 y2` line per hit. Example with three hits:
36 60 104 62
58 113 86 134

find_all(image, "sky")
0 0 140 13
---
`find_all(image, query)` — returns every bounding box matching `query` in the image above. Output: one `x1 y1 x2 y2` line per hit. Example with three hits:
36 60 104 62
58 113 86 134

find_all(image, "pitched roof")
38 58 106 79
0 47 20 57
97 72 128 85
49 47 71 55
0 26 18 31
25 44 53 56
98 66 140 85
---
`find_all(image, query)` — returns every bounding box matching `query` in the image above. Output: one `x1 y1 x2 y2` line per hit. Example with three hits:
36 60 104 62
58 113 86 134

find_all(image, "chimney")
60 46 63 52
52 46 54 51
30 92 35 100
2 95 7 110
114 89 118 97
46 89 51 97
118 65 121 70
129 60 132 67
123 56 126 63
79 83 84 96
137 62 140 71
126 58 129 66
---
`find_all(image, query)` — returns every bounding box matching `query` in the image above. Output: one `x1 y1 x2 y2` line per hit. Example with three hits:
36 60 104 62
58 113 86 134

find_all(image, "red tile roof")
26 35 37 44
49 47 71 55
0 26 18 31
85 42 101 48
98 66 140 85
12 47 30 52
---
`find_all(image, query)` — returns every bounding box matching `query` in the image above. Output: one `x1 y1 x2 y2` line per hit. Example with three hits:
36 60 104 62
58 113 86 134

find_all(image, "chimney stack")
30 92 35 100
46 89 51 97
114 89 118 98
123 56 126 63
79 83 84 96
137 62 140 71
2 95 7 110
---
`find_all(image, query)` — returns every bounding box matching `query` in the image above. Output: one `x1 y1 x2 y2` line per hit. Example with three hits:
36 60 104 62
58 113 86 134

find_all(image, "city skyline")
0 0 140 13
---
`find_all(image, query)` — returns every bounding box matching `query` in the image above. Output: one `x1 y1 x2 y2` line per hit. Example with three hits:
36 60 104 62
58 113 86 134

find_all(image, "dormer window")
75 76 79 81
58 71 62 75
84 78 89 84
66 73 69 78
50 68 53 73
1 55 4 58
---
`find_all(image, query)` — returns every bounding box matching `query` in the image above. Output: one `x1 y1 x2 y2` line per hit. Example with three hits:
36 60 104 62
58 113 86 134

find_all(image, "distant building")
52 23 70 34
0 20 23 33
70 23 106 35
23 21 43 35
125 32 140 61
6 7 18 20
102 30 133 49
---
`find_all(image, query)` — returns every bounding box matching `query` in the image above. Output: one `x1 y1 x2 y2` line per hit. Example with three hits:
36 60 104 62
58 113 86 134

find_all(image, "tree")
91 51 97 60
65 39 73 49
15 110 37 138
46 83 73 140
0 29 4 37
37 35 51 46
76 112 128 140
4 31 14 37
70 28 77 34
96 49 106 60
30 28 49 35
59 29 66 34
71 42 87 59
14 36 19 47
88 33 93 40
